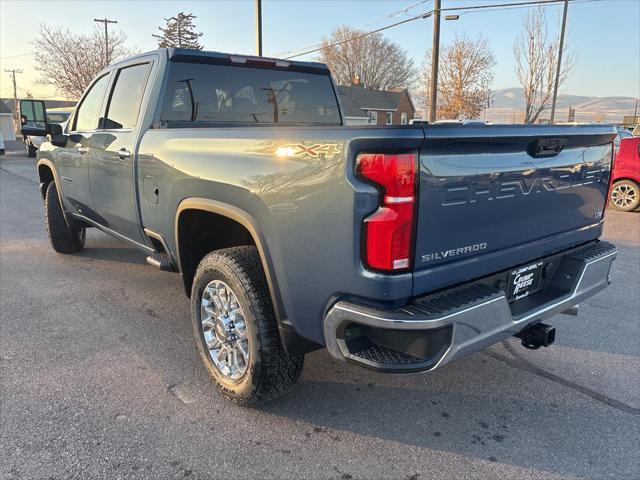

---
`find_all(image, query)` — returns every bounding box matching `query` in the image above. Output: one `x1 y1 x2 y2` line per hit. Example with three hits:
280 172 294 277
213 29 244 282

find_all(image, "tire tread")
194 246 303 406
45 182 85 253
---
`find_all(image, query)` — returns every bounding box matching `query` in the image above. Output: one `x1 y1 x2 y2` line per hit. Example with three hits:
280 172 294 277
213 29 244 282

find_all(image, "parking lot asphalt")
1 153 638 480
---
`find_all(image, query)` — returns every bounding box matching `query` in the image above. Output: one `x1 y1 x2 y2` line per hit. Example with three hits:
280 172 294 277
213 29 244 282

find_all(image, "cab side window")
73 74 110 131
103 63 151 130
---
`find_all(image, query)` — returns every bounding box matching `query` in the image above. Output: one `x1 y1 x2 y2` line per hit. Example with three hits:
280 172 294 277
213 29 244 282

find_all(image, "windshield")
160 62 341 126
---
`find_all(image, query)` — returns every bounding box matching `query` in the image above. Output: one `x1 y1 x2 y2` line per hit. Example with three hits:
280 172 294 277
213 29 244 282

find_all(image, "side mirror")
19 99 48 136
47 122 68 148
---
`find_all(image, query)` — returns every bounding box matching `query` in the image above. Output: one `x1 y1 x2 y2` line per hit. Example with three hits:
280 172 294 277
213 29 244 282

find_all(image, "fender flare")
36 158 59 200
174 197 288 329
36 159 73 227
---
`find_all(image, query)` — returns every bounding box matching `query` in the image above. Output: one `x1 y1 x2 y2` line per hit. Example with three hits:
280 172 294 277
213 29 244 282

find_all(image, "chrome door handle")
77 146 88 154
117 148 131 159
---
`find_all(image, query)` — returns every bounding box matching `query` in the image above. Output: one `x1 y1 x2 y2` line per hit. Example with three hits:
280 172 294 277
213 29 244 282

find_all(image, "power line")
0 52 34 60
361 0 433 28
283 9 433 59
443 0 600 16
273 0 433 58
282 0 602 60
454 0 599 15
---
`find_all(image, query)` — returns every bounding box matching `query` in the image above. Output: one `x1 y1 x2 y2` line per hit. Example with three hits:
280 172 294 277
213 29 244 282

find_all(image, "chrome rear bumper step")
323 241 617 372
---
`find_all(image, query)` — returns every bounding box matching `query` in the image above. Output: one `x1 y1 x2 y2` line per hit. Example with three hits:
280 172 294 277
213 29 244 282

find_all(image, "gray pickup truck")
20 48 617 406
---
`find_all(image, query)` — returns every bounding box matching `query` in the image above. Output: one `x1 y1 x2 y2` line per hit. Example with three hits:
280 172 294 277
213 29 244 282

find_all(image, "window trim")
368 110 378 124
70 72 111 133
386 111 393 125
401 112 408 125
102 61 153 132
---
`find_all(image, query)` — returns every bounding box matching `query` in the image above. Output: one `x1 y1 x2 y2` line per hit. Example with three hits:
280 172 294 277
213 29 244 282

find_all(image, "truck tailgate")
412 124 616 296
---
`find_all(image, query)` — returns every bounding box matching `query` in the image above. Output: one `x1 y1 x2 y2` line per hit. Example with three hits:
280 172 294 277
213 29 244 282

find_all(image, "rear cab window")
160 62 341 127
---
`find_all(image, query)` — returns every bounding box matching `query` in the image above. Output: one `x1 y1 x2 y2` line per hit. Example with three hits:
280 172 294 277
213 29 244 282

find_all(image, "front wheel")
44 182 85 253
609 179 640 212
191 246 304 406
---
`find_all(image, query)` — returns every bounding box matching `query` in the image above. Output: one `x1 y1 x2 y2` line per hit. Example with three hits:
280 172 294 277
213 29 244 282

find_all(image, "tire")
609 179 640 212
191 246 304 406
44 182 85 253
26 141 37 158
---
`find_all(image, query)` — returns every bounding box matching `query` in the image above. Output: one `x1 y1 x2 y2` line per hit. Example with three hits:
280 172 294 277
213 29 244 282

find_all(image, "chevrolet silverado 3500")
20 48 617 405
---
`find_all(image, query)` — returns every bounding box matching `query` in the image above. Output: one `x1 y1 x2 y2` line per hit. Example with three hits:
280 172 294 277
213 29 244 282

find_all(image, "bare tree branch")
513 7 575 123
422 35 495 120
318 26 416 90
32 24 138 99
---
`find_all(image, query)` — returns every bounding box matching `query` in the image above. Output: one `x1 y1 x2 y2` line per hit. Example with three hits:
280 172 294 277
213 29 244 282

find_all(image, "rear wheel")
191 246 304 406
44 182 85 253
609 179 640 212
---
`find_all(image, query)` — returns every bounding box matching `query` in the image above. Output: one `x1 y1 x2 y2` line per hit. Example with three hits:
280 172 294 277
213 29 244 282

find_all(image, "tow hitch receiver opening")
515 323 556 350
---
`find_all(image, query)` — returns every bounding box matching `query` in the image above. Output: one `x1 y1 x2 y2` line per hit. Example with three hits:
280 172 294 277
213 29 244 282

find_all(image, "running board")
146 252 177 272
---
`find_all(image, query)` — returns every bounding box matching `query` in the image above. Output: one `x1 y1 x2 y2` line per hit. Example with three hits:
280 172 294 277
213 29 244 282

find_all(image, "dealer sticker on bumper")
508 261 543 301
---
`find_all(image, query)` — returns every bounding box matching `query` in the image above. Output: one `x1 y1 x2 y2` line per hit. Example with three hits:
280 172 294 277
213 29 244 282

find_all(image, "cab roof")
106 48 330 75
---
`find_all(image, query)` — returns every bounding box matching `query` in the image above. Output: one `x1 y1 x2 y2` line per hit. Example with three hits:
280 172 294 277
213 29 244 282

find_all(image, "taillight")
356 152 417 271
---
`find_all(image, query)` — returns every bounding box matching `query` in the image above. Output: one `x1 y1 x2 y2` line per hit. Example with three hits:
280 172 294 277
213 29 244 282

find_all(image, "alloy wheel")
200 280 249 381
611 183 637 209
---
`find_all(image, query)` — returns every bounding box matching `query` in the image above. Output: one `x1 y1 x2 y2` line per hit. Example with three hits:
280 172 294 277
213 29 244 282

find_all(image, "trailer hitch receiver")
515 323 556 350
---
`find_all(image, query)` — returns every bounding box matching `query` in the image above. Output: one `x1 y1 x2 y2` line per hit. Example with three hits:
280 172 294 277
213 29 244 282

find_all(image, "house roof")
339 92 369 118
337 85 412 114
0 100 12 114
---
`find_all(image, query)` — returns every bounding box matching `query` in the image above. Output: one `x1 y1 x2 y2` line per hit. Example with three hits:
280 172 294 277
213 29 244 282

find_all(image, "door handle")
117 148 131 159
77 146 88 154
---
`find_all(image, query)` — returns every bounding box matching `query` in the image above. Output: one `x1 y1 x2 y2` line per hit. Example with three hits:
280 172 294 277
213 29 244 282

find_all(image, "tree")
422 35 495 120
32 25 137 99
318 26 416 90
514 7 575 123
153 12 203 50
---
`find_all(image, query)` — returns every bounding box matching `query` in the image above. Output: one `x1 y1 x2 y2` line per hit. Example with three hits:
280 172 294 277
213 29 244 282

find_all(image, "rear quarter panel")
137 126 423 344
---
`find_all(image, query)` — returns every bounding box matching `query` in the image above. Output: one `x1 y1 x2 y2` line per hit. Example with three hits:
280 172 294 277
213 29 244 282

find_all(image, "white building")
0 101 16 142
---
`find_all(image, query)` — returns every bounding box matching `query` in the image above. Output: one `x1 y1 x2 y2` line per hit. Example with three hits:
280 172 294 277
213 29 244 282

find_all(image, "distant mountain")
491 87 636 110
487 88 637 123
411 88 638 124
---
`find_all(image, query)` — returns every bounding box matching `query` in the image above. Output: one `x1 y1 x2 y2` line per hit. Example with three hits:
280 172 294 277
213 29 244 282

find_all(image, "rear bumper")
323 240 617 372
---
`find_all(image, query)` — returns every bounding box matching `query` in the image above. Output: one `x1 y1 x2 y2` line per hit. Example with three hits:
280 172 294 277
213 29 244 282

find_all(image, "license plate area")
507 261 544 302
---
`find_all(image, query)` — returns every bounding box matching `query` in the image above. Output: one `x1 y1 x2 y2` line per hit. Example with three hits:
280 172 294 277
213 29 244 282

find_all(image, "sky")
1 0 639 101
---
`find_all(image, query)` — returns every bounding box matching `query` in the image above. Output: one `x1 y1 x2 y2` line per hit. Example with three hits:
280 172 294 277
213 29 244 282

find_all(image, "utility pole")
255 0 263 56
94 18 118 65
550 0 569 124
4 68 23 127
428 0 441 123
